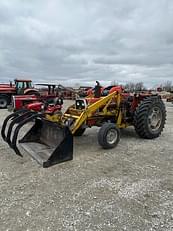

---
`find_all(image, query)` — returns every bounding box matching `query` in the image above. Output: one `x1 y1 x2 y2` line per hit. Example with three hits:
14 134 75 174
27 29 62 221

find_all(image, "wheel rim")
148 106 162 132
106 128 118 145
0 99 7 107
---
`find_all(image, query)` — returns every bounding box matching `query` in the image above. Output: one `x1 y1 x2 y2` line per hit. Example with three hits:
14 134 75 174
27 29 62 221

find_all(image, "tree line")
110 80 173 92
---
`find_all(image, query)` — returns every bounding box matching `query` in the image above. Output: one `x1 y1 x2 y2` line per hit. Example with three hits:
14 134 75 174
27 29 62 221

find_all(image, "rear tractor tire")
134 96 166 139
98 123 120 149
0 96 9 109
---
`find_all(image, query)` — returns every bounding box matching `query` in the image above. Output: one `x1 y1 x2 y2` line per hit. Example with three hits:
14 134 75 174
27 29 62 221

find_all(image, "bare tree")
124 82 135 92
124 82 146 92
135 82 145 91
162 81 172 92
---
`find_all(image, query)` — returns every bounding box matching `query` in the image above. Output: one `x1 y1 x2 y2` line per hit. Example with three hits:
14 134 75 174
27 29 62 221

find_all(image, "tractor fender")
24 89 40 96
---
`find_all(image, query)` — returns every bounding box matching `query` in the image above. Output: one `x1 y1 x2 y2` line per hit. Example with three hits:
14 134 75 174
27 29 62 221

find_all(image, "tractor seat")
53 97 63 105
46 97 63 106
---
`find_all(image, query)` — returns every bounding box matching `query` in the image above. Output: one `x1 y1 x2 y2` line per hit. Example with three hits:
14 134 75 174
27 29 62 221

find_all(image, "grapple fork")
1 110 73 167
1 109 28 141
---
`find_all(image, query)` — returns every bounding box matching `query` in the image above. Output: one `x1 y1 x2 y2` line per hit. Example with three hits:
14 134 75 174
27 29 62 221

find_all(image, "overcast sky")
0 0 173 87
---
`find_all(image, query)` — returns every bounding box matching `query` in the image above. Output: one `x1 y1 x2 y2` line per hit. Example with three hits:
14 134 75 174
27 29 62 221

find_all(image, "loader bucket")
18 118 73 168
1 110 73 168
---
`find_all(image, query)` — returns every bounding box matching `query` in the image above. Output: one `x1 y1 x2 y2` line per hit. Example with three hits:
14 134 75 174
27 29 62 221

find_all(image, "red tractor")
0 79 39 108
166 93 173 103
10 84 63 114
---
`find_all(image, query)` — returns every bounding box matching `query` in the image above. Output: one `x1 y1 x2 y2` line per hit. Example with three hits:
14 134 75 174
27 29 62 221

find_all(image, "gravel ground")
0 100 173 231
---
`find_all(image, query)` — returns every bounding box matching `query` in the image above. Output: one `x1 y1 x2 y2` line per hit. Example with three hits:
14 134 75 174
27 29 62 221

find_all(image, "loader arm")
66 91 121 134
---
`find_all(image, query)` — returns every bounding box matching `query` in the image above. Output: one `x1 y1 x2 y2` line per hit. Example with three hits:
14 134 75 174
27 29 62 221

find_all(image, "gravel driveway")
0 101 173 231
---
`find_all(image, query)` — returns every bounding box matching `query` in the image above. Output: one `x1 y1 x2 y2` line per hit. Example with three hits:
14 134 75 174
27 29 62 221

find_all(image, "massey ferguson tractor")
0 79 39 108
1 83 166 168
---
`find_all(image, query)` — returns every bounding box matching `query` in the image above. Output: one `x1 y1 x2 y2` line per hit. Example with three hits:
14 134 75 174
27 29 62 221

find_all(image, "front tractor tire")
134 96 166 139
98 123 120 149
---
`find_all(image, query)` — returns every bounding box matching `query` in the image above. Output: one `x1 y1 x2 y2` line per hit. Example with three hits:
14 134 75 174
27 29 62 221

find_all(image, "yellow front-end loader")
1 90 166 167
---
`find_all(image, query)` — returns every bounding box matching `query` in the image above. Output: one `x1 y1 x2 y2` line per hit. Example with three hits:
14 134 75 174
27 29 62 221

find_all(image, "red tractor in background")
0 79 39 108
86 84 124 98
10 84 63 114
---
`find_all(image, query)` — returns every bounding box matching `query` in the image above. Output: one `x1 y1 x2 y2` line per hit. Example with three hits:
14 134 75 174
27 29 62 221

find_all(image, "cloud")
0 0 173 87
